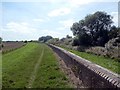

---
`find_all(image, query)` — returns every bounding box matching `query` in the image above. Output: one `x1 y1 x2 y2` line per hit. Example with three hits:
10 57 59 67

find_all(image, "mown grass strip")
2 43 72 88
27 47 44 88
59 46 120 74
2 43 43 88
33 44 72 88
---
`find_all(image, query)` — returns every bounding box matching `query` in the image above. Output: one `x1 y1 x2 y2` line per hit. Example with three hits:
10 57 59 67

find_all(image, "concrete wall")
49 44 120 88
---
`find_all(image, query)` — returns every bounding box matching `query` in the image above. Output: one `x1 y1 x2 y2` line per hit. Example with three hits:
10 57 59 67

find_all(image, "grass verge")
59 45 120 74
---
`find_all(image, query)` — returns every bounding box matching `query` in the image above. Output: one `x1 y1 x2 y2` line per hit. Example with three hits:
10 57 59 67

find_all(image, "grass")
2 43 42 88
2 42 71 88
60 46 120 74
33 44 71 88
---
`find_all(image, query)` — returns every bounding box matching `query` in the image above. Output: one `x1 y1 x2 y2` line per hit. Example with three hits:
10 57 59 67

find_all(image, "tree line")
38 11 119 48
38 36 53 43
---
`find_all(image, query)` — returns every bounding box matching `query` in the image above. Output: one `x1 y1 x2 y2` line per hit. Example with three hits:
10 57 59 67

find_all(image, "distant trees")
66 35 72 39
24 40 28 43
0 37 2 49
47 35 73 46
71 11 114 46
47 38 59 44
0 37 2 44
38 36 53 42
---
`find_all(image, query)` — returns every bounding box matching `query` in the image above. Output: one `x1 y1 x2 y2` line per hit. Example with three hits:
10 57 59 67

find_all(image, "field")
2 41 25 53
2 42 72 88
61 46 120 74
2 42 119 88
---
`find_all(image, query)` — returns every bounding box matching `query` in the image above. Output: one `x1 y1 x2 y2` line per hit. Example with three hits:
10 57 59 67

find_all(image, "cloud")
67 0 94 7
2 0 119 2
47 0 119 8
48 7 71 17
59 19 75 29
41 29 61 35
40 29 73 38
33 18 44 22
2 22 37 34
57 19 75 37
111 12 118 26
39 29 63 38
65 0 119 8
47 0 119 3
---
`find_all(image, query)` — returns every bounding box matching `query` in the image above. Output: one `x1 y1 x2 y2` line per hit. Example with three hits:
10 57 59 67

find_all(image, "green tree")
0 37 2 44
24 40 27 43
71 11 113 46
108 26 119 39
38 36 53 42
66 35 72 39
72 37 79 46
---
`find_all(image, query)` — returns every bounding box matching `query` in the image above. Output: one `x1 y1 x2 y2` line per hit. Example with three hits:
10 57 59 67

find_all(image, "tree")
71 11 113 46
0 37 2 44
66 35 72 39
108 26 119 39
38 36 53 42
72 37 79 46
24 40 27 43
78 33 92 46
71 20 85 36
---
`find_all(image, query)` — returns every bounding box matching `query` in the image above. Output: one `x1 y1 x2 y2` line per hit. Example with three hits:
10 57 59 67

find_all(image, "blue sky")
1 0 119 41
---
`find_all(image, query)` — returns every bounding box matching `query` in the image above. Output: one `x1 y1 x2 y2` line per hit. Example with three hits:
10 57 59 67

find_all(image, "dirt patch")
2 41 26 54
53 52 84 88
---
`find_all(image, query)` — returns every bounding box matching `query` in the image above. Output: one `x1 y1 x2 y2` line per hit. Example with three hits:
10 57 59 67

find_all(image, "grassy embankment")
2 43 71 88
60 45 120 74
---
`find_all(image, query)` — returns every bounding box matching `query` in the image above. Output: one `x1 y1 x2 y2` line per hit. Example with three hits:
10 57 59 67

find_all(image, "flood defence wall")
49 44 120 88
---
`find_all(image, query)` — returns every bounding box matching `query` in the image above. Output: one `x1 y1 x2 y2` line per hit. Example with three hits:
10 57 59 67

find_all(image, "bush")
72 38 79 46
105 37 120 60
78 33 92 46
24 40 27 43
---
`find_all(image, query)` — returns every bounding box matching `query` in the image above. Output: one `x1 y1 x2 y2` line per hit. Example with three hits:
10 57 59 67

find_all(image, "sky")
1 0 119 41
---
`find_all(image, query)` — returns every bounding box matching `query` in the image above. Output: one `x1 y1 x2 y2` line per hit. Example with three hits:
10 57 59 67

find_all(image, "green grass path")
2 43 71 88
27 47 44 88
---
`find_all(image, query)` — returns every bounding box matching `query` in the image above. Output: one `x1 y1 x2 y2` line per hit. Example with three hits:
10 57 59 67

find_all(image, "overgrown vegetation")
60 46 120 74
